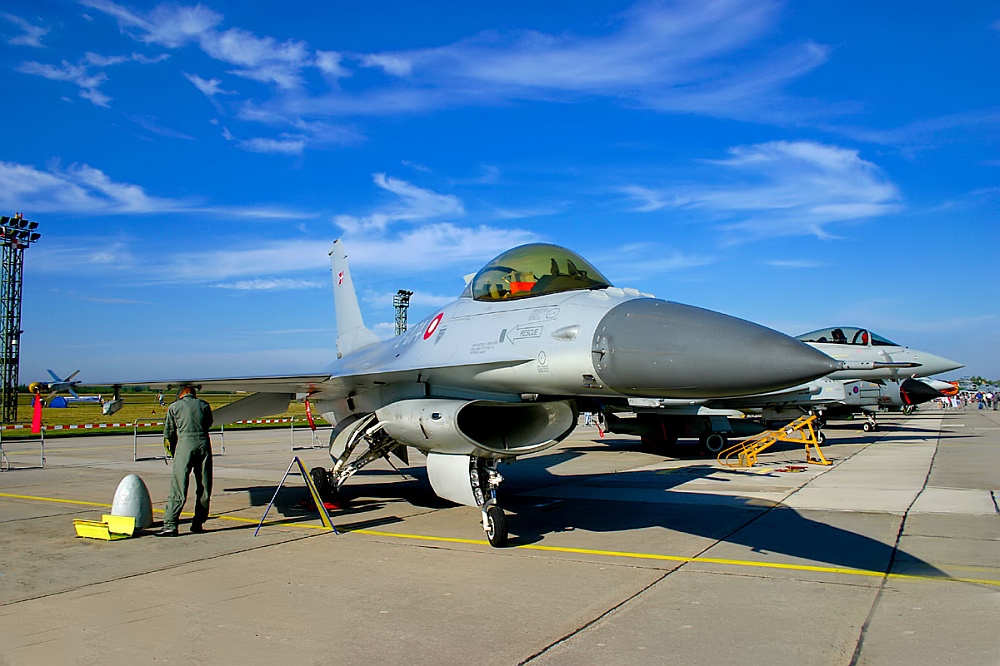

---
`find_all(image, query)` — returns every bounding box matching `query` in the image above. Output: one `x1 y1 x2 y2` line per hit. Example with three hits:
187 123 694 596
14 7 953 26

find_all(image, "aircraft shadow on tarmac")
219 443 945 579
316 446 944 579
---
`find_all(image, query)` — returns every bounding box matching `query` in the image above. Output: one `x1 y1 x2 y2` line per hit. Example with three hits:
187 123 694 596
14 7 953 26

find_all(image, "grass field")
8 391 327 437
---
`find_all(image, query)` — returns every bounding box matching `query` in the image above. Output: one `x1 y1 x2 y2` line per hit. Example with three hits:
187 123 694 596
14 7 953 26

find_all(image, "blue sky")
1 0 996 384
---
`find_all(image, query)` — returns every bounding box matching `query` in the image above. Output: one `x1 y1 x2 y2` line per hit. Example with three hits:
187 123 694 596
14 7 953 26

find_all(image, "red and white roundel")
423 313 444 340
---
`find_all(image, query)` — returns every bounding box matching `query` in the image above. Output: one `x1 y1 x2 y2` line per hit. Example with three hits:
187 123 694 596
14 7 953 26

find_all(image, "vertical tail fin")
330 240 381 358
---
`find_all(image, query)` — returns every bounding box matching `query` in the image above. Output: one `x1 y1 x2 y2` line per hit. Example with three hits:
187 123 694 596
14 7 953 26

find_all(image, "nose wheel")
483 501 508 547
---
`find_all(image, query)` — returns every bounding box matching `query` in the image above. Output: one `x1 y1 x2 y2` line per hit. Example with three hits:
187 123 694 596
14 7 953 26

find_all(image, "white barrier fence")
0 429 45 471
0 417 327 468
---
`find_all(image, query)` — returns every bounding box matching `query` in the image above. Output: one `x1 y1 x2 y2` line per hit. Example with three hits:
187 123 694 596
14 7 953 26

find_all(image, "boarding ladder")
717 414 830 468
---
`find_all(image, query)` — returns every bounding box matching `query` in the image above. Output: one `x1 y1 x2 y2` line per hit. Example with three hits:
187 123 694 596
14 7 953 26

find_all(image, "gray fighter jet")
98 242 838 545
604 326 962 448
796 327 962 380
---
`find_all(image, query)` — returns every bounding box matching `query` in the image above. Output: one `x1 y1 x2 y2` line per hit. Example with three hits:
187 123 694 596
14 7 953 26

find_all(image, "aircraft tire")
310 467 329 495
862 422 877 433
485 505 508 548
817 431 827 445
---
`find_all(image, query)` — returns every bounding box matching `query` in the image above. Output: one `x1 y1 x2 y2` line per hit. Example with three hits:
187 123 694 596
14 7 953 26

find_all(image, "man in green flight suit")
155 386 214 537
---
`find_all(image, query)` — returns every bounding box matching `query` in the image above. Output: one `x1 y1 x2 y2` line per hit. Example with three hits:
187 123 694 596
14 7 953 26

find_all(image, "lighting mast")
0 213 41 423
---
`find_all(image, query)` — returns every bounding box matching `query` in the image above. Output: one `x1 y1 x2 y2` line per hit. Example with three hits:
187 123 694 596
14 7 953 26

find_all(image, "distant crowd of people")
936 391 998 410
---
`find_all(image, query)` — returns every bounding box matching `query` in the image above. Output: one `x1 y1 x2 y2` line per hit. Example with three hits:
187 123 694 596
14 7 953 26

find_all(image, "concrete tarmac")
1 408 998 665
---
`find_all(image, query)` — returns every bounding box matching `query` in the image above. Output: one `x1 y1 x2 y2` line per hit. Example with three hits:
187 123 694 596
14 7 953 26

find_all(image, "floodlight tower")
393 289 413 336
0 213 41 423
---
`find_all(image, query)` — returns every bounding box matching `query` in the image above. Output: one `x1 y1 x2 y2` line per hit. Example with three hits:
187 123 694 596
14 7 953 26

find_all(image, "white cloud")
623 141 902 240
206 28 309 89
0 160 172 212
0 160 309 218
334 174 465 232
236 135 307 155
143 240 332 284
595 242 716 284
81 0 830 132
3 12 50 47
32 223 537 288
85 0 309 89
212 278 324 291
185 72 232 97
290 0 826 122
359 53 412 77
80 0 222 48
18 60 110 106
340 223 539 273
315 50 350 79
18 51 166 107
30 241 137 273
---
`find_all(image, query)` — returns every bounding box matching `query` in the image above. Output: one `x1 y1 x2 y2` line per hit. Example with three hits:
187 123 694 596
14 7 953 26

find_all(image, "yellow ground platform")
73 515 136 540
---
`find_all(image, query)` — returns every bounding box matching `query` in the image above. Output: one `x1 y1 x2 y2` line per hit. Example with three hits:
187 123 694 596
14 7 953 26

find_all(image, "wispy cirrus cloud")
329 0 827 121
334 173 465 232
212 278 325 291
18 51 167 106
622 141 902 241
184 72 233 97
77 0 833 152
82 0 309 89
826 108 1000 153
52 223 538 286
594 242 716 286
2 12 50 47
0 160 309 218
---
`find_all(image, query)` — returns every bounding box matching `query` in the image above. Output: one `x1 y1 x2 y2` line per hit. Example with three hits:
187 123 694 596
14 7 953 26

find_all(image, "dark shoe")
154 528 178 537
190 523 205 534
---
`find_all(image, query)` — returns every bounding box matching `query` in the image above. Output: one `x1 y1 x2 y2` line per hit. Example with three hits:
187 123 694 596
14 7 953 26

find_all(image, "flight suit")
162 394 214 531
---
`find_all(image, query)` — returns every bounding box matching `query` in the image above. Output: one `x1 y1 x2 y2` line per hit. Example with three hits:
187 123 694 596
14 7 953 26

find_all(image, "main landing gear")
862 413 879 432
311 414 513 547
477 460 507 547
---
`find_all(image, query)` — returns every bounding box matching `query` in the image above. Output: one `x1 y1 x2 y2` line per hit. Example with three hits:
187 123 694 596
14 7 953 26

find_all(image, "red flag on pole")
31 393 42 434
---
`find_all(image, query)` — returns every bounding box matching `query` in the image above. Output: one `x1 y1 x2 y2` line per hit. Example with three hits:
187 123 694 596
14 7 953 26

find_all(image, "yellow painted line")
0 492 111 508
0 492 329 530
352 529 1000 587
6 492 999 586
354 529 488 546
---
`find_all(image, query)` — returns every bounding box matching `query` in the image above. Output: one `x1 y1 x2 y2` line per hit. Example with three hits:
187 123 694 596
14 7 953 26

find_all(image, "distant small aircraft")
28 369 83 399
88 241 839 545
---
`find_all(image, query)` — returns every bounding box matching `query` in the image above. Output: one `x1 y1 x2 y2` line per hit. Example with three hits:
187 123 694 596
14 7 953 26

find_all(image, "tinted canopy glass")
467 243 612 301
797 327 898 347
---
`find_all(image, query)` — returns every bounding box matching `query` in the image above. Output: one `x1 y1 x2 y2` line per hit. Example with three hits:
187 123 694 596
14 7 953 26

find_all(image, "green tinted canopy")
466 243 612 301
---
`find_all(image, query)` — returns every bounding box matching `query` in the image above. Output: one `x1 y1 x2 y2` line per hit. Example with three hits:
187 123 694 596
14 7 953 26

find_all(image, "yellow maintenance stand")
717 414 830 468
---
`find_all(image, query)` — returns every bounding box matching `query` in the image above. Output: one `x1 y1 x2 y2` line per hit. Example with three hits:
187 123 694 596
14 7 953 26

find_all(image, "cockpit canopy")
464 243 613 302
797 327 899 347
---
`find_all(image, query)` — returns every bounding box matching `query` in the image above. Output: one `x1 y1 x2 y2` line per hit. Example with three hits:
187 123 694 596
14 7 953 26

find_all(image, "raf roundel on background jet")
95 242 840 546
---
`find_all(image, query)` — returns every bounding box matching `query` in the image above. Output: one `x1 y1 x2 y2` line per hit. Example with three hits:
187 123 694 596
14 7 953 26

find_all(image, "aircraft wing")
87 357 531 424
92 374 334 395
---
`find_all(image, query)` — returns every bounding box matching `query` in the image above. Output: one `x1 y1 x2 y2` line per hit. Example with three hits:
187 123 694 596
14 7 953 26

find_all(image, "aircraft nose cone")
899 378 946 406
591 299 839 398
904 351 964 377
